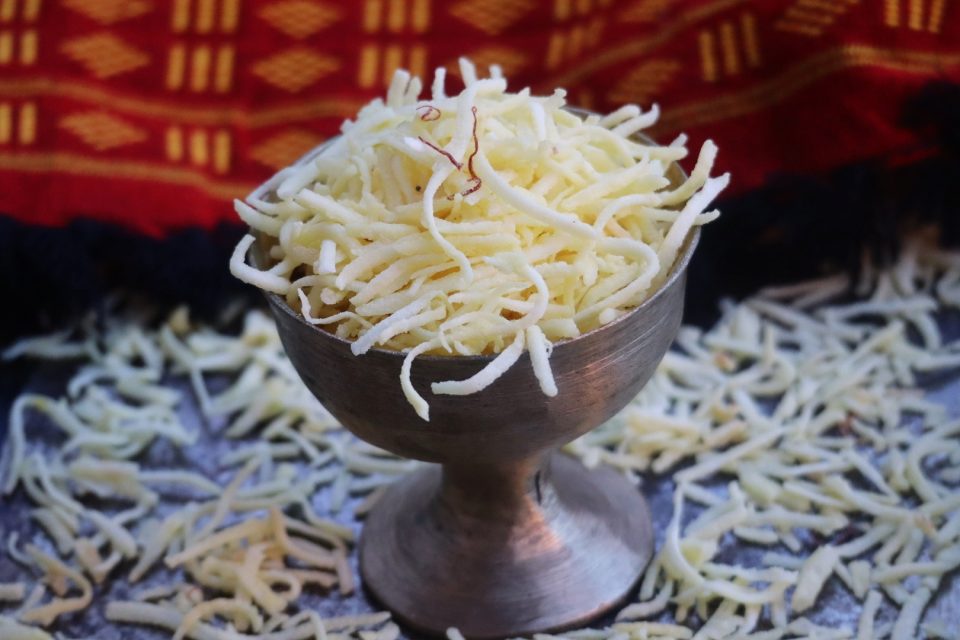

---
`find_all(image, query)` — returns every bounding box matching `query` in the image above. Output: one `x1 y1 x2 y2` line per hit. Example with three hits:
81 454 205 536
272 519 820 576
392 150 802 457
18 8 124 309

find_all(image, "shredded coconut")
231 59 725 419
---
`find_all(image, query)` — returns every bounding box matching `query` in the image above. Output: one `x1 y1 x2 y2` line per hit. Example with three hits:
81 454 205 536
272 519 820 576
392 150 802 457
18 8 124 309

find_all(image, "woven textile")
0 0 957 235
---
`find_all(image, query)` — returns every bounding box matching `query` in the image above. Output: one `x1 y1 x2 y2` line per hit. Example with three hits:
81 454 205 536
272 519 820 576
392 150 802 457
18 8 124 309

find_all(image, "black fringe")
0 219 256 346
685 81 960 325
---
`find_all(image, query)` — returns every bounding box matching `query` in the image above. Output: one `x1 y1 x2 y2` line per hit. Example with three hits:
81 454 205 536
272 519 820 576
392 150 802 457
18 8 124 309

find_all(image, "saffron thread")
417 105 442 121
418 136 462 170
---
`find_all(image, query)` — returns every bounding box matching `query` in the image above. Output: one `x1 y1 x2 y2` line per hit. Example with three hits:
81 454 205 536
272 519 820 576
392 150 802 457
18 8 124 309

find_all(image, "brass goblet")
250 135 698 638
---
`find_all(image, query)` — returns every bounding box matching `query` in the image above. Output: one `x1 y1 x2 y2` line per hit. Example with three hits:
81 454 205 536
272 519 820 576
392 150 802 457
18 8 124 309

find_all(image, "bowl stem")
439 455 551 519
360 452 654 638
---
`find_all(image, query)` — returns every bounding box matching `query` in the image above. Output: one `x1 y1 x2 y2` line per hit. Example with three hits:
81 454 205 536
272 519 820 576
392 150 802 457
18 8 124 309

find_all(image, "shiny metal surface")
253 125 699 638
262 245 693 465
362 454 652 637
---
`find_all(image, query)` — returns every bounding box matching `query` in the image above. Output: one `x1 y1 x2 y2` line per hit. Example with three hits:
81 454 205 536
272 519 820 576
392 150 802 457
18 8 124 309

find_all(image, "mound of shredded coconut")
231 58 728 420
2 234 960 639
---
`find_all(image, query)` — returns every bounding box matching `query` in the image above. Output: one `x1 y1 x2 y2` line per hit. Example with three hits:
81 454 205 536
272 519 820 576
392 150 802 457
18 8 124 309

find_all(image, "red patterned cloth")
0 0 958 236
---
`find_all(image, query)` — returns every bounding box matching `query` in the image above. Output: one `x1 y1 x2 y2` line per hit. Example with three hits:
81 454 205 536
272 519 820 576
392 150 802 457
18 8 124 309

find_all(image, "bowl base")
359 454 654 638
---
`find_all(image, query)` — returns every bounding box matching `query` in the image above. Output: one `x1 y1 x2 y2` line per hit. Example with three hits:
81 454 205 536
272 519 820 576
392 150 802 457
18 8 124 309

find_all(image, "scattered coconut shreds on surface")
568 235 960 639
0 309 401 640
230 58 729 420
2 235 960 639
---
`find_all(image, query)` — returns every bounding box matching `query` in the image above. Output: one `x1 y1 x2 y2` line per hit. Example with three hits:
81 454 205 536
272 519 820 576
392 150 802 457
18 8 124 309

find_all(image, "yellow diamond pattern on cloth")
60 32 150 78
251 48 340 92
449 47 527 77
776 0 862 37
607 59 681 104
620 0 674 23
251 128 323 169
59 111 148 151
449 0 535 35
62 0 154 24
259 0 341 39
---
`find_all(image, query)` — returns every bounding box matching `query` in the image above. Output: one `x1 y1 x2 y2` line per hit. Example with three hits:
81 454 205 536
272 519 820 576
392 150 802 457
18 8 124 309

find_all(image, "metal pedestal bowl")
247 121 698 637
255 232 696 639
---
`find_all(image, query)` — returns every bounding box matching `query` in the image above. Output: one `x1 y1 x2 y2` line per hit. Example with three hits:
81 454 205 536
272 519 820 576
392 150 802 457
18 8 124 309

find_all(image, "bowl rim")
251 110 702 363
260 228 698 363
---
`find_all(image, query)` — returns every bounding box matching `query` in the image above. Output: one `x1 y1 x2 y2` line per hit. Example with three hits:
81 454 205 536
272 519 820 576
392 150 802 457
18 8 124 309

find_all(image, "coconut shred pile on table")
230 59 728 420
2 235 960 640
